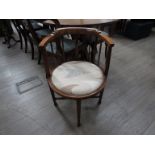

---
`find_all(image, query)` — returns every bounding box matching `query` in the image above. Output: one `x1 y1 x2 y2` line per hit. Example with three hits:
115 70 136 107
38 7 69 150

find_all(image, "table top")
43 19 119 26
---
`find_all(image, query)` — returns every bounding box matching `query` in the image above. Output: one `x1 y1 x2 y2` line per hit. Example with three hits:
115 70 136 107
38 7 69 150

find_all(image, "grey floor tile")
1 116 43 135
0 31 155 134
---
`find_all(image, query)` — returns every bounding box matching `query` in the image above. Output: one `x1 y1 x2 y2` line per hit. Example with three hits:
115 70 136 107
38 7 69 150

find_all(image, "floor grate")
16 76 43 94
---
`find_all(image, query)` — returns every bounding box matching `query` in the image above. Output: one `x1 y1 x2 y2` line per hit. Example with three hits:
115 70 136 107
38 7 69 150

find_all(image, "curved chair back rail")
39 27 114 79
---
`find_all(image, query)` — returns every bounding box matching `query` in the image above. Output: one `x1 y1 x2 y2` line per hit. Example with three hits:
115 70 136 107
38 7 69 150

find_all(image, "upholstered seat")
35 29 52 38
32 22 43 30
51 61 104 96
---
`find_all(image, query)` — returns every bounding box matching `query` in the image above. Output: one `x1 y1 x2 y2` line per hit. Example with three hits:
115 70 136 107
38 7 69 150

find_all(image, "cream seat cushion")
51 61 104 96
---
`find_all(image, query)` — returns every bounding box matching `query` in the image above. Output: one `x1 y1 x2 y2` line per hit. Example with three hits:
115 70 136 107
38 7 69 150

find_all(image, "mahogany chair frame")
39 27 114 126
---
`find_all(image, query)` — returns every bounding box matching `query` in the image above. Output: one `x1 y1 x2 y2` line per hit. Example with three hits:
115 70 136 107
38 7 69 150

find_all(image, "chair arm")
39 34 54 49
99 33 114 47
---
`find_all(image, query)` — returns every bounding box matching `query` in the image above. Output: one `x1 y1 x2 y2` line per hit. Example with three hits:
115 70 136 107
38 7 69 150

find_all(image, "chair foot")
77 123 81 127
38 50 41 64
53 101 58 107
38 59 41 64
76 100 81 127
49 87 58 107
97 90 104 105
31 45 35 60
25 40 28 53
27 34 34 60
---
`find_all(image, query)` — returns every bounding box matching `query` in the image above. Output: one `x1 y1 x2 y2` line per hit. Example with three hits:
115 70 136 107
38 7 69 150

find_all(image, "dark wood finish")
39 27 114 126
13 20 27 53
13 20 35 59
3 20 22 49
77 100 81 127
49 86 58 107
27 19 59 64
98 89 104 105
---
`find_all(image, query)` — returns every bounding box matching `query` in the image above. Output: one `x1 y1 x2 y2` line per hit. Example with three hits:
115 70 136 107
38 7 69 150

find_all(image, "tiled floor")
0 31 155 134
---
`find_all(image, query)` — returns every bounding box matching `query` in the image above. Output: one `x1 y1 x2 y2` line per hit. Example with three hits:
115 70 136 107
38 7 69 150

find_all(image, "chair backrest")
26 19 60 44
26 19 41 43
12 19 20 32
39 27 114 79
12 20 27 33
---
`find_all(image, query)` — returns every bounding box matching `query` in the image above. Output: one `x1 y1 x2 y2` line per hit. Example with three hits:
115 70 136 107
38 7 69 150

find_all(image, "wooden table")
43 19 120 36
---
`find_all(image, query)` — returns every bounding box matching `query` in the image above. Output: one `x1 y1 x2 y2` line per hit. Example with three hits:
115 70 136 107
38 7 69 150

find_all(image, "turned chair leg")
49 87 58 107
27 34 34 60
98 89 104 105
38 48 41 64
23 33 27 53
18 30 23 49
31 43 35 60
76 100 81 127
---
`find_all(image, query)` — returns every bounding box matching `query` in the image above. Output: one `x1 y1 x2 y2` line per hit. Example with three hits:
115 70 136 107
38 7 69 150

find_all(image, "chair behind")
26 19 60 64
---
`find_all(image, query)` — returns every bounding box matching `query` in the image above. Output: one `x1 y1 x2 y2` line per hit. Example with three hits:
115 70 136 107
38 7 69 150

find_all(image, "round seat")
51 61 104 96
